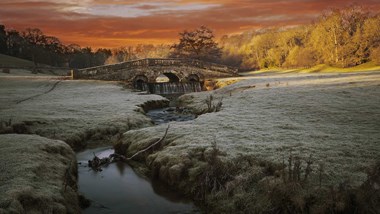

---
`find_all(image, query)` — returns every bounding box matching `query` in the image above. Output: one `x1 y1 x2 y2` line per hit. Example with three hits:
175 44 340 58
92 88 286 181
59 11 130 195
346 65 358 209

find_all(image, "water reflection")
77 147 199 214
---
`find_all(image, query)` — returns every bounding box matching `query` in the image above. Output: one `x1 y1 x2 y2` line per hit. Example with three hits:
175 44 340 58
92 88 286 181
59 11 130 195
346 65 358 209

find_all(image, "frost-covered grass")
0 134 80 213
118 71 380 212
186 72 379 182
0 78 166 149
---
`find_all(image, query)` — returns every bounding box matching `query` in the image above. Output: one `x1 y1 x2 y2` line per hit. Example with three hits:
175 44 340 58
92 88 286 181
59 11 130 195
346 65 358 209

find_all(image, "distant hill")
0 54 70 76
0 54 53 68
0 54 36 67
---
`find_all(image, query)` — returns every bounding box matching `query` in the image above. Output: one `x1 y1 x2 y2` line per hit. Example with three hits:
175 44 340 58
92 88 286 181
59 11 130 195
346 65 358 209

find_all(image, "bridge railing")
79 58 237 73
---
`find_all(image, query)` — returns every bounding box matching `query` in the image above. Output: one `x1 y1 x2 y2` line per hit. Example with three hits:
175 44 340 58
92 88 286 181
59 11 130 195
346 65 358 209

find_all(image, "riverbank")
0 77 169 212
117 71 380 213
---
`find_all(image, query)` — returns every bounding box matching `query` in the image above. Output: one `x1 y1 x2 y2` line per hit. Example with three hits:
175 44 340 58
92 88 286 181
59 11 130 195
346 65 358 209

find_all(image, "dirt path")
15 80 62 104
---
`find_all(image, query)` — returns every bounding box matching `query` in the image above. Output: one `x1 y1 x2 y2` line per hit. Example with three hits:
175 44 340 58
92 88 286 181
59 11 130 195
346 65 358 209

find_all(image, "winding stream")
146 107 195 125
77 105 199 213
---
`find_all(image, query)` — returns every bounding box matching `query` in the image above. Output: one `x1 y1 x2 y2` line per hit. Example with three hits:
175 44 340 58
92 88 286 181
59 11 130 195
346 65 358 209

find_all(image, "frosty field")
0 77 166 149
0 71 379 213
121 72 380 185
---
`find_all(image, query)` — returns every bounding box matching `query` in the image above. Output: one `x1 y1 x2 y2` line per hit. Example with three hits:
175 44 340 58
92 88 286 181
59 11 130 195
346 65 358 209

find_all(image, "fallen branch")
88 125 170 171
126 125 169 160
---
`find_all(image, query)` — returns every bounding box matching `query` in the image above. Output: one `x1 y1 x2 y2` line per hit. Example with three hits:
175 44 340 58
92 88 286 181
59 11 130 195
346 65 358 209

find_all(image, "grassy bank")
0 134 80 213
116 71 380 213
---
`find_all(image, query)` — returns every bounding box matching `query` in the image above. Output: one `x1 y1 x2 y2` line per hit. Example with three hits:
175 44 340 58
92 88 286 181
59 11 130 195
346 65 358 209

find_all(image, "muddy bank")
0 134 80 213
115 72 380 213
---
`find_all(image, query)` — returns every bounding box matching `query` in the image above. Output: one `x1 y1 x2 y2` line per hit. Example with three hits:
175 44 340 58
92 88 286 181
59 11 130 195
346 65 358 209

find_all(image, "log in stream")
88 125 169 171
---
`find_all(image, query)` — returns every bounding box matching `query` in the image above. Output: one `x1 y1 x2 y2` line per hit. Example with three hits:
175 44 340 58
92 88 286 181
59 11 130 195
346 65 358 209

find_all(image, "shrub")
200 95 223 114
199 149 379 214
371 47 380 65
192 141 233 201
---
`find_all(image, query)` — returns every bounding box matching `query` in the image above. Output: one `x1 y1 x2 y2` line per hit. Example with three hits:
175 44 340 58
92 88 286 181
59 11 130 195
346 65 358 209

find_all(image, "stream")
77 102 199 214
146 107 195 125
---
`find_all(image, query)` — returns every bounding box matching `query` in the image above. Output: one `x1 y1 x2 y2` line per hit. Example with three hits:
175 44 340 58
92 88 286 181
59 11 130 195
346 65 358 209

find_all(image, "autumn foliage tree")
219 5 380 69
171 26 222 62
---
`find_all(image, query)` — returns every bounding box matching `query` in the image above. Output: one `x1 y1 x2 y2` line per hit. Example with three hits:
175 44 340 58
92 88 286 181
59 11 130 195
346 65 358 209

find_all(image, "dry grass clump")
190 141 234 201
2 68 10 73
203 79 240 91
203 80 218 91
196 95 223 115
0 119 30 135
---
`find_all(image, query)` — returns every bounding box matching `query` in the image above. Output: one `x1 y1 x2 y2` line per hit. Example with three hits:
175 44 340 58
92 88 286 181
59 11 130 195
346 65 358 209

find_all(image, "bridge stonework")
72 58 238 84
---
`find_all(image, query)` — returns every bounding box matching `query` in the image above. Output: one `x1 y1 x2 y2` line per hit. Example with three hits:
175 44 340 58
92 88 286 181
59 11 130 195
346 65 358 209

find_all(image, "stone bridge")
72 58 238 87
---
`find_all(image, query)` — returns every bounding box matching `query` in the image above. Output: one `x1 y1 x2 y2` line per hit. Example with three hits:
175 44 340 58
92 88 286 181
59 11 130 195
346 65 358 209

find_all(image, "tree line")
0 26 114 68
0 26 171 69
0 5 379 70
219 5 380 69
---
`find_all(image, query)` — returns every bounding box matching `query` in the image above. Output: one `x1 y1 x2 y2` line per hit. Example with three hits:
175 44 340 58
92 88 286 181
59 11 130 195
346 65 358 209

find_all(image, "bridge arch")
161 72 180 82
152 70 183 83
133 75 148 91
187 74 200 82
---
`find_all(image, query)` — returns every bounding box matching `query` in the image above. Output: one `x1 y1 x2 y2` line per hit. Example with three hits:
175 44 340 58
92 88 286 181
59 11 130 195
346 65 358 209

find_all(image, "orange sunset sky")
1 0 380 49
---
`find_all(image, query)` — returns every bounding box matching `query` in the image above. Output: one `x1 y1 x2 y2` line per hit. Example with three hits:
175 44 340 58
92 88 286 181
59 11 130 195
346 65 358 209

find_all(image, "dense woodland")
0 5 379 69
221 6 380 69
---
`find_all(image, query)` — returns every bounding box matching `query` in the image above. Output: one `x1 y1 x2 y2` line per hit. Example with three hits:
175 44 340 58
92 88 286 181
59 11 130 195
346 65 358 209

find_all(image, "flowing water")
138 82 202 95
77 148 199 214
146 107 195 125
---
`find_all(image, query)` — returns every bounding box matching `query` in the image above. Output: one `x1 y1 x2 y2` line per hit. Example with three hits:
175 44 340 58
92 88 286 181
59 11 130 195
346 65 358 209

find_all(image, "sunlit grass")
249 62 380 74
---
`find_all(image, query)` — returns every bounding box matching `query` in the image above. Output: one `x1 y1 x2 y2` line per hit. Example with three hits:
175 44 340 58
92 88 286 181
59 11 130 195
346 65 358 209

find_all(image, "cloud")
73 2 220 18
1 0 379 48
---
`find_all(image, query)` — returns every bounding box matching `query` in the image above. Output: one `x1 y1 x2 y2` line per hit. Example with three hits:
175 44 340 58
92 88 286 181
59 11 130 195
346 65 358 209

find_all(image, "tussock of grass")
0 134 80 213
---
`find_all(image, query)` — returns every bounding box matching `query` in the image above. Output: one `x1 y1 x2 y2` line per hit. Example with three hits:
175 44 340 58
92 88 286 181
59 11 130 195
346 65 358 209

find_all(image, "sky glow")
1 0 379 48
